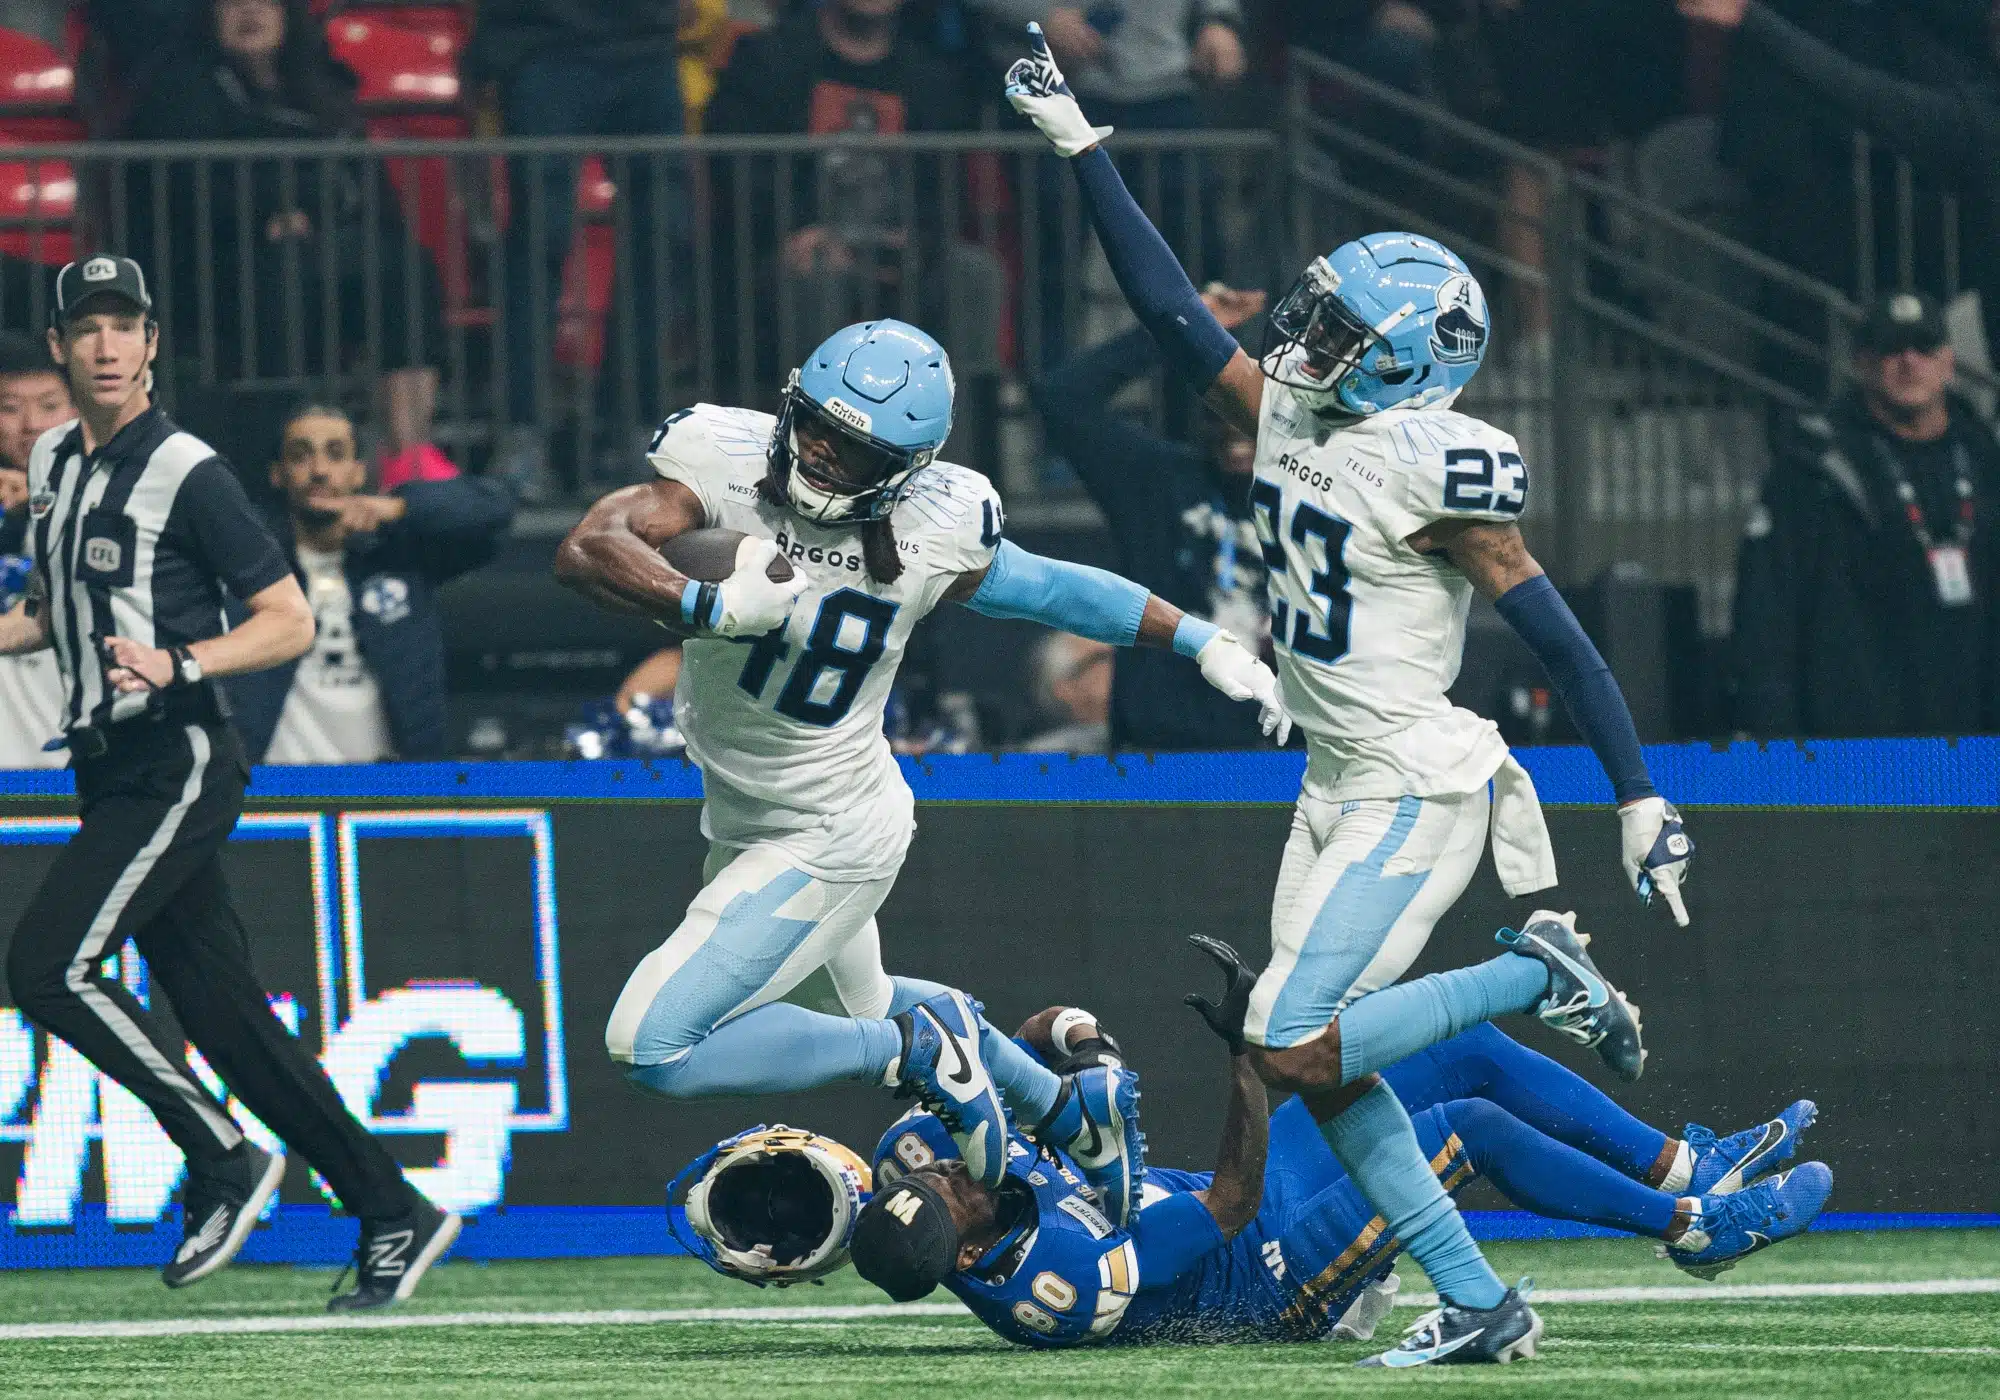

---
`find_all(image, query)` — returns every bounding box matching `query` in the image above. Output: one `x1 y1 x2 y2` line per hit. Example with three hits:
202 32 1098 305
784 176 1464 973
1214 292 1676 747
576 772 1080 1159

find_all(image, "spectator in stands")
0 330 70 501
1016 632 1113 752
465 2 684 500
0 331 71 769
1034 285 1270 748
1682 0 2000 364
1732 291 2000 738
705 0 1002 389
226 401 514 764
125 0 448 465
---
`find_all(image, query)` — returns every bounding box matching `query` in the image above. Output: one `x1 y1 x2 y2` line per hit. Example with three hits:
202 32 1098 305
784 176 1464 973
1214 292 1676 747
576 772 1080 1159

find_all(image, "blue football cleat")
1688 1100 1818 1196
1668 1161 1834 1281
1358 1283 1542 1368
889 990 1010 1188
1032 1064 1147 1227
1497 911 1646 1082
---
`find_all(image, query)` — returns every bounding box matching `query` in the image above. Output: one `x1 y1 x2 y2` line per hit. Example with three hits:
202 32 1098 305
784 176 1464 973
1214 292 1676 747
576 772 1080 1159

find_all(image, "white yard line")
0 1279 1994 1343
1550 1339 2000 1359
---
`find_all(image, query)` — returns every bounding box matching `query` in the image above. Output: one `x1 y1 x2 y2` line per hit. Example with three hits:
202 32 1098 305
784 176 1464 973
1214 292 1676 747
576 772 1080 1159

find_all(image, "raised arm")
1412 517 1693 924
1181 935 1268 1238
1681 0 1978 175
944 538 1290 741
1005 26 1264 436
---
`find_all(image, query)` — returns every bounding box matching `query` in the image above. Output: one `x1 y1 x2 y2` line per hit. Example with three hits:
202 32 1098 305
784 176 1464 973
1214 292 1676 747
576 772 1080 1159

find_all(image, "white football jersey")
1251 383 1525 803
650 404 1003 881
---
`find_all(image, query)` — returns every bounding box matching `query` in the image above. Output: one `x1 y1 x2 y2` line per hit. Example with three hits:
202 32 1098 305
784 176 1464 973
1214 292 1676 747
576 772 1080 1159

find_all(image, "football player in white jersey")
1006 27 1697 1365
555 318 1288 1225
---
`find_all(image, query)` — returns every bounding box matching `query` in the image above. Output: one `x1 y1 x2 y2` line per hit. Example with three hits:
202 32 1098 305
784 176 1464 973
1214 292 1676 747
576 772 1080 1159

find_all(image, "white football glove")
1195 631 1292 744
711 537 808 639
1619 796 1694 927
1003 22 1114 158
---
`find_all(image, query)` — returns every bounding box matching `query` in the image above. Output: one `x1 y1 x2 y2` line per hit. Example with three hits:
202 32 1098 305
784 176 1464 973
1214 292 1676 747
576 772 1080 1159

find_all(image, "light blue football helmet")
771 319 955 523
1260 232 1490 416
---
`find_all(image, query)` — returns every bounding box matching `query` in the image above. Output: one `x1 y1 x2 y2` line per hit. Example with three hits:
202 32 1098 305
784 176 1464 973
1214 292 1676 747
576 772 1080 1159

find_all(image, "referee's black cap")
53 254 152 329
849 1173 960 1301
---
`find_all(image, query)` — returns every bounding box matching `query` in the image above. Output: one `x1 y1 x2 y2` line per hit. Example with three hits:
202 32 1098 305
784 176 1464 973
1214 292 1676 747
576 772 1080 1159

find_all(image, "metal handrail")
0 130 1278 161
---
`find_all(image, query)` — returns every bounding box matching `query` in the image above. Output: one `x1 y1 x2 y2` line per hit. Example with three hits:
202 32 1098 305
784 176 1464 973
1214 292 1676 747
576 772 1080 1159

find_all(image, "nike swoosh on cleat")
938 1024 976 1091
1531 935 1608 1008
1716 1122 1786 1194
1381 1327 1485 1368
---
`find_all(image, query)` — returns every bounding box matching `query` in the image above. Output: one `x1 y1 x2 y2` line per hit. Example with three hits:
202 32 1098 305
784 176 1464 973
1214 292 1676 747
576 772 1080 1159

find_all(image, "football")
659 528 796 583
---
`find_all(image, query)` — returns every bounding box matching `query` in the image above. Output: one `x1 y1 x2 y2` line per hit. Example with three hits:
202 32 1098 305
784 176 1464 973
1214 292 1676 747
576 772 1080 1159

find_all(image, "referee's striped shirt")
23 407 288 733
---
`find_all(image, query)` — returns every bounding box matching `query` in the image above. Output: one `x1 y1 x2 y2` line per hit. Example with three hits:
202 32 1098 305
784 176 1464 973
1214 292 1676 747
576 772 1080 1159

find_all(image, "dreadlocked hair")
758 467 905 585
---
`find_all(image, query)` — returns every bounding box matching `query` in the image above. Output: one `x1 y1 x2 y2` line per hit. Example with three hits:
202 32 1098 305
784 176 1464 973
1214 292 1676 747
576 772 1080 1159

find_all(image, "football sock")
1319 1079 1507 1309
889 976 1062 1123
1337 955 1550 1085
1382 1022 1671 1183
1442 1096 1678 1237
624 1003 902 1098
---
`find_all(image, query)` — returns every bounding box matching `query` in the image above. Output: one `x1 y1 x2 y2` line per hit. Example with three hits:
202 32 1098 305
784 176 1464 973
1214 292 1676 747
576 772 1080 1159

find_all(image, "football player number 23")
737 588 899 725
1251 481 1354 665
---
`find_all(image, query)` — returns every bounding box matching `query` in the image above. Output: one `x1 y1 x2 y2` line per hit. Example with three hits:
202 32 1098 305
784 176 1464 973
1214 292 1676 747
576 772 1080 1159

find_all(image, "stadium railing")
1285 50 1997 634
0 130 1281 499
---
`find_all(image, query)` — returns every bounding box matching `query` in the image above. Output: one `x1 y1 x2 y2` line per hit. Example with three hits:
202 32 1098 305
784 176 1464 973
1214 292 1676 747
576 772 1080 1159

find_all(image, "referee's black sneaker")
327 1196 462 1312
162 1141 286 1289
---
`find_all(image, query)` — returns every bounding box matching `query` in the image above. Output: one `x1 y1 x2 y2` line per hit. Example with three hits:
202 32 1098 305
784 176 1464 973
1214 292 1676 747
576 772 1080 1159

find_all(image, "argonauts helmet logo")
1429 273 1489 365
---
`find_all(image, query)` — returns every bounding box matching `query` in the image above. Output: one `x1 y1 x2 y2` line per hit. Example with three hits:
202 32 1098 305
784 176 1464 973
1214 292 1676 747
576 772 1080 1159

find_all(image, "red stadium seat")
0 27 73 114
327 15 462 110
0 141 77 265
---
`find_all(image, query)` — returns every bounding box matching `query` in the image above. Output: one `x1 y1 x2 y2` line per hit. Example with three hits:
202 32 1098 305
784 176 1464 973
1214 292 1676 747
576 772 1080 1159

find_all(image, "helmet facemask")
769 372 931 525
677 1126 873 1287
1259 257 1395 394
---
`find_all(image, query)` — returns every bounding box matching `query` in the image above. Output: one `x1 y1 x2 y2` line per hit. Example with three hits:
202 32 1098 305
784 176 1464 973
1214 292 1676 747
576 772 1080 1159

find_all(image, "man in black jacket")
1681 0 2000 359
1731 291 2000 738
704 0 997 391
1035 287 1269 748
226 403 513 762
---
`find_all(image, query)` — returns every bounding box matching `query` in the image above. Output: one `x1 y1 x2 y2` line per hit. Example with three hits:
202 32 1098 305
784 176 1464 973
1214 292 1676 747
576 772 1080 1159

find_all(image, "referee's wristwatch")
168 645 202 689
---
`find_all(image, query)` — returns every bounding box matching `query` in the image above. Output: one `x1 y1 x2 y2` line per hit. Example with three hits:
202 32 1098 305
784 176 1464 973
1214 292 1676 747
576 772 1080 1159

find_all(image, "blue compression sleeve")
967 539 1149 647
1493 574 1655 803
1320 1081 1506 1308
1336 955 1550 1085
1442 1098 1678 1237
1072 148 1242 390
1128 1191 1226 1287
1383 1024 1670 1182
1172 614 1220 658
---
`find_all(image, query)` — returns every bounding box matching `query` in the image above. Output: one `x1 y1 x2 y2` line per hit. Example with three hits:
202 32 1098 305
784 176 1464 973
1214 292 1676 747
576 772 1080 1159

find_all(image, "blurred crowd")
0 0 1994 760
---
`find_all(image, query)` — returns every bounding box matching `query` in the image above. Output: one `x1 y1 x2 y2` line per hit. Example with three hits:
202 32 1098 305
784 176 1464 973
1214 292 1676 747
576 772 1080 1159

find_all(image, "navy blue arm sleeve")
1127 1191 1227 1290
1494 575 1655 804
1071 148 1241 391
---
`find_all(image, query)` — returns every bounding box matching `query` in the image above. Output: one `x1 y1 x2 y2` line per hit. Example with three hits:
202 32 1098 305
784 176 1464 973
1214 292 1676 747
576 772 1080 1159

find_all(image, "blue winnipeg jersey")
872 1096 1457 1347
874 1112 1145 1347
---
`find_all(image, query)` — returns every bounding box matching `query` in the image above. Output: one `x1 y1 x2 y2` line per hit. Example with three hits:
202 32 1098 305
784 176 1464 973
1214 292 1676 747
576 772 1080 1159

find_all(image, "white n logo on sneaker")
368 1228 415 1277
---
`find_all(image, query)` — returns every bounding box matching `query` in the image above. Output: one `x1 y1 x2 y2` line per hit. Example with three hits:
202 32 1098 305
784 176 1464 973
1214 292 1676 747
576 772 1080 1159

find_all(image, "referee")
0 255 458 1307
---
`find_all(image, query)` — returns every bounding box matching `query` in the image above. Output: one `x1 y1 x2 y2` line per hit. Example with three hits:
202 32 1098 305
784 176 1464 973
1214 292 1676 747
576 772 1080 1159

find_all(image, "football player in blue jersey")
678 930 1830 1365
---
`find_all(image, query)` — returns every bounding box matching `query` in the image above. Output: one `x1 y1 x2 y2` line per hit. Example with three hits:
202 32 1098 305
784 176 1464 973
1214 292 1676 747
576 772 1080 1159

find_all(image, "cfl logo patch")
84 538 122 573
1666 834 1691 858
1262 1239 1287 1281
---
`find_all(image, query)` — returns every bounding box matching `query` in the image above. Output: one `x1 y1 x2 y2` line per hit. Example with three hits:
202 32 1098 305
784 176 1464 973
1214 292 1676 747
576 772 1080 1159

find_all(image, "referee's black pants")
5 720 410 1220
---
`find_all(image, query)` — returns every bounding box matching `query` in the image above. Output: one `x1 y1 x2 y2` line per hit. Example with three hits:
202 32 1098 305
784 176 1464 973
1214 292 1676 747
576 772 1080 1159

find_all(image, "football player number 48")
737 589 900 726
